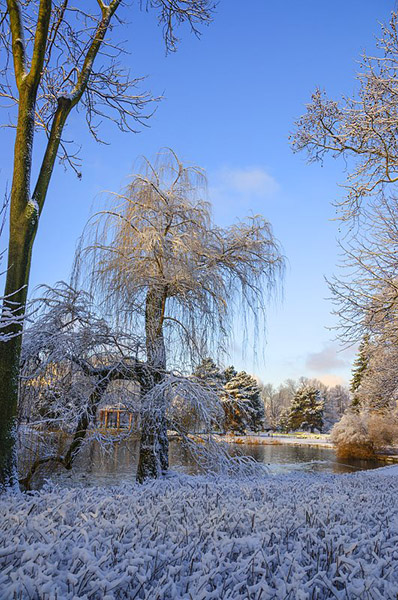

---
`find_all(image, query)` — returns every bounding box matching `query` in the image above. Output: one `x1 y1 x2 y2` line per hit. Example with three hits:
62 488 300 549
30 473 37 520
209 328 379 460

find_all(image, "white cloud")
222 167 279 197
306 343 350 373
209 166 279 207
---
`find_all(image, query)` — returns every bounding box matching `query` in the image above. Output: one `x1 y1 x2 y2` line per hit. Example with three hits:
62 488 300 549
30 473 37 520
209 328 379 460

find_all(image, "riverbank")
1 468 398 599
220 432 334 448
220 433 398 463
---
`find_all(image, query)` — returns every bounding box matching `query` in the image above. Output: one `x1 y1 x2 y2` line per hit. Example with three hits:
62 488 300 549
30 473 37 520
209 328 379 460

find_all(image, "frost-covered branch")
71 149 284 481
19 282 145 487
292 12 398 220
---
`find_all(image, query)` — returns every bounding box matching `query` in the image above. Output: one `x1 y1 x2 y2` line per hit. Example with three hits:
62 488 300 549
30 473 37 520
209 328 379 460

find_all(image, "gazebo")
99 405 139 431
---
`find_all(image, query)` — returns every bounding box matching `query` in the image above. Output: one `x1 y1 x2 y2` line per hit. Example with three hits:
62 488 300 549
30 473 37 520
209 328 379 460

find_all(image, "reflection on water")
51 438 389 488
229 442 387 475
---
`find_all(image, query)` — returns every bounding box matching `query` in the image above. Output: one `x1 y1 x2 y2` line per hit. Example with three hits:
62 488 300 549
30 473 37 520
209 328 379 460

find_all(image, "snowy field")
1 470 398 599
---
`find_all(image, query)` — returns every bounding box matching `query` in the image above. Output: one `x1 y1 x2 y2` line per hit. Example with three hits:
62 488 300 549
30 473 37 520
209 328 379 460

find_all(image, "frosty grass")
1 470 398 599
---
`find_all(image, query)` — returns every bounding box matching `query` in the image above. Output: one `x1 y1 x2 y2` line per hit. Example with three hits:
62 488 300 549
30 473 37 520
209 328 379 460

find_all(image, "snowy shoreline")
1 467 398 599
220 433 334 449
220 433 398 463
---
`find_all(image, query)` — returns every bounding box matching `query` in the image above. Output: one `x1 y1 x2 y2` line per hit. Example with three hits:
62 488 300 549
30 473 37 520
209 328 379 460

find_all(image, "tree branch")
6 0 27 88
27 0 52 90
32 0 122 213
69 0 122 107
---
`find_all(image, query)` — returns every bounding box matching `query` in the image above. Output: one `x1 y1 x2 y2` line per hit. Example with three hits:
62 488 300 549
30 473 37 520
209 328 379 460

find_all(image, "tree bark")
63 377 109 470
0 0 121 491
136 286 169 482
0 84 40 489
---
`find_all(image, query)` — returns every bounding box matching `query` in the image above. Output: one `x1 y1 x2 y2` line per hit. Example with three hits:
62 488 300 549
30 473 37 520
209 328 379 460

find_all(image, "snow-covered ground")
1 468 398 599
222 433 334 448
369 464 398 476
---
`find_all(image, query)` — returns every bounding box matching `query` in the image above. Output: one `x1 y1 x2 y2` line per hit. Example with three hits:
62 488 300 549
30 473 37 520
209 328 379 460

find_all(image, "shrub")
331 410 398 459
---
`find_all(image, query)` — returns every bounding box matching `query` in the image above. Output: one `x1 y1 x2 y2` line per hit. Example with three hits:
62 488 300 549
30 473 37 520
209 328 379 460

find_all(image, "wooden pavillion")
99 406 139 431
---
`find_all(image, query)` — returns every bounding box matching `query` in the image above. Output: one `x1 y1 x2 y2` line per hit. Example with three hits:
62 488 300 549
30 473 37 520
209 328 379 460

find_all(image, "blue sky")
0 0 394 387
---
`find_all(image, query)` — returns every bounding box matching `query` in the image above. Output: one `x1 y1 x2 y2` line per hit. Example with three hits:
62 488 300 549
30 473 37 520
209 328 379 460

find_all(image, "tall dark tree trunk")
0 246 34 489
0 85 40 489
0 0 54 490
0 0 121 491
136 286 169 483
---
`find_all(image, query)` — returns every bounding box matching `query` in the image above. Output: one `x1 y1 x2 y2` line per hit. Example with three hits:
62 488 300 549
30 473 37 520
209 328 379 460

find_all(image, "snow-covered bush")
331 412 374 458
368 412 398 447
331 410 398 458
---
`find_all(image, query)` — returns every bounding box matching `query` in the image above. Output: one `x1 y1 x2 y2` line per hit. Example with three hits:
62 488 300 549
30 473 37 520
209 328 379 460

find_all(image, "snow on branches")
71 149 284 480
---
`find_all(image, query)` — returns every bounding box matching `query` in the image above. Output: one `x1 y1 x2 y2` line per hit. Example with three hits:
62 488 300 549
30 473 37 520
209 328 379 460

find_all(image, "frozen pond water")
50 438 389 487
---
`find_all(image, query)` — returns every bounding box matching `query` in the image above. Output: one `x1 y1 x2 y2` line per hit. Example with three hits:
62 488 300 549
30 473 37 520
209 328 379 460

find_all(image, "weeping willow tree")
0 0 215 491
76 149 284 482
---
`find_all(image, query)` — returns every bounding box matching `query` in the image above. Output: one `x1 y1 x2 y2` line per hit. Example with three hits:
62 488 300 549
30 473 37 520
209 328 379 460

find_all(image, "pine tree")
193 357 225 394
278 408 290 433
222 365 238 384
287 386 324 433
350 334 370 408
223 371 264 433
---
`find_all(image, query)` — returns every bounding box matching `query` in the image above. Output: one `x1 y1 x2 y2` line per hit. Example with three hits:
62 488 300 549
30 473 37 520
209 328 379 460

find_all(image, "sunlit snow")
1 469 397 599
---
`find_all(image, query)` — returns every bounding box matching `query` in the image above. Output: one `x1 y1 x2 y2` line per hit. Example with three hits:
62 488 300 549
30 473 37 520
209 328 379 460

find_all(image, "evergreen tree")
278 408 290 433
193 357 225 394
287 386 324 433
350 334 371 408
223 371 264 433
222 365 238 384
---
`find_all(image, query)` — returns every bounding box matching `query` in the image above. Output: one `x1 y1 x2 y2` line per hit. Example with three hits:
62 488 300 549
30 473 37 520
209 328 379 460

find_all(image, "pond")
49 438 389 488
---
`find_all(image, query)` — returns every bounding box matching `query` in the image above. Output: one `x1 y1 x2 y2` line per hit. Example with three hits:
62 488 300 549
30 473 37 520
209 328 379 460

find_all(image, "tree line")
192 357 350 435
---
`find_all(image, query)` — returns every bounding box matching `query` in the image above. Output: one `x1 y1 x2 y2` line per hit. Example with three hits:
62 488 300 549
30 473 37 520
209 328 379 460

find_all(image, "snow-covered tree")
260 377 348 432
278 407 291 433
223 371 264 433
259 383 277 429
19 282 145 488
287 386 324 433
260 379 298 430
292 10 398 379
323 384 350 431
222 365 238 384
75 150 284 481
264 379 299 430
21 283 242 486
351 340 398 411
260 376 350 433
0 0 216 491
350 335 371 408
193 357 225 395
292 11 398 221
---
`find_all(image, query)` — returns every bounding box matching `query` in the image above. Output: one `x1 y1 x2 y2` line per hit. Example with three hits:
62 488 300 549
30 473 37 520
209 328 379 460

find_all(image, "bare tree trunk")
0 0 121 490
0 86 40 489
63 378 109 470
136 287 169 482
